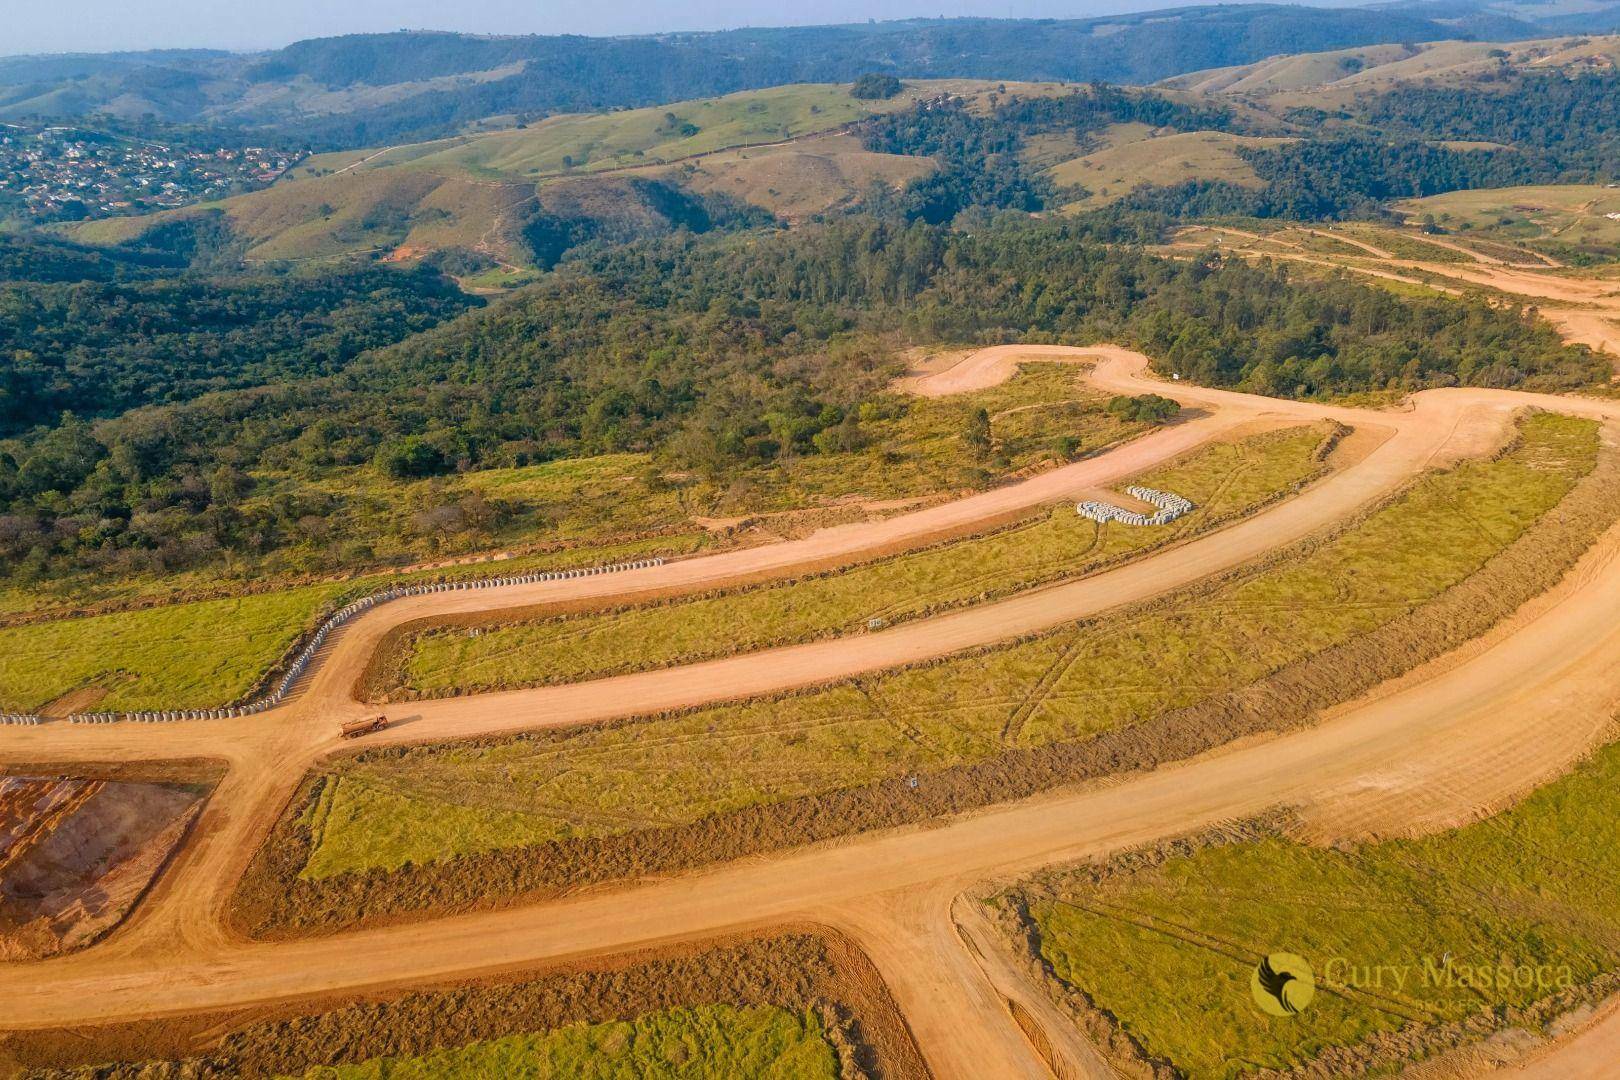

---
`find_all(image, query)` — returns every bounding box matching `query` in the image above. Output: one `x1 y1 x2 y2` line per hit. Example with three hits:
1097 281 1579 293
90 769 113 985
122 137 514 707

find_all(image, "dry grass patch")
0 534 699 713
1050 130 1293 210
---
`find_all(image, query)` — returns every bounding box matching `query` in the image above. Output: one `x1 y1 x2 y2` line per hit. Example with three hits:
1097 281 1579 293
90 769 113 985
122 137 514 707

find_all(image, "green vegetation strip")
299 414 1595 879
1016 734 1620 1079
399 425 1334 694
285 1004 837 1080
0 363 1125 712
0 534 700 713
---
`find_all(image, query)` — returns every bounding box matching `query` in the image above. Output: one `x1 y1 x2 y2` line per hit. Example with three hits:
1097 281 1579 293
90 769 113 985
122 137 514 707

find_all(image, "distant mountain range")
5 1 1620 149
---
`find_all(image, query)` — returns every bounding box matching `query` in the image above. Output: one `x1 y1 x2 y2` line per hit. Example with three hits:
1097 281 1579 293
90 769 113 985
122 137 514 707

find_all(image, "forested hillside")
5 2 1616 148
0 214 1599 587
0 261 474 434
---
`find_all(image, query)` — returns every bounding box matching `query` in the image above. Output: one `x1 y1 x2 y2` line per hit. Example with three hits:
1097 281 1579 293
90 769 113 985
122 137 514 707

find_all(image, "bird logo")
1251 952 1316 1017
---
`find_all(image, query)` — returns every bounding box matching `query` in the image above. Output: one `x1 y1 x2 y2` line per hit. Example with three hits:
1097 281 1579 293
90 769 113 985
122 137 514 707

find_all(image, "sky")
3 0 1345 56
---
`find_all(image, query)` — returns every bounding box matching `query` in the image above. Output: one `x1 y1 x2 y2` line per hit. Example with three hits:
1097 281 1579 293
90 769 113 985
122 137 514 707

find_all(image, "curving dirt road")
1190 223 1620 364
8 346 1620 1078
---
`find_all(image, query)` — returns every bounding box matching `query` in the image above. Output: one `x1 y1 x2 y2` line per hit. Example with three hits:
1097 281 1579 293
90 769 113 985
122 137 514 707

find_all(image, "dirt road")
1196 224 1620 363
9 492 1620 1071
1492 994 1620 1079
7 347 1620 1078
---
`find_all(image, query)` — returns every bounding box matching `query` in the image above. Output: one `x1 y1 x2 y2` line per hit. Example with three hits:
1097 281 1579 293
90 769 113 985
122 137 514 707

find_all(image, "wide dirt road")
8 488 1620 1073
7 347 1620 1078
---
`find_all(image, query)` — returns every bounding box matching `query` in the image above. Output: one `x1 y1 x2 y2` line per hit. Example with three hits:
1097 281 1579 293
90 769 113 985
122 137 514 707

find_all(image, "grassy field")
1049 129 1292 210
0 533 699 712
1016 735 1620 1078
68 83 929 265
300 413 1595 878
1398 185 1620 262
380 84 916 179
398 424 1334 694
660 131 935 222
284 1004 837 1080
0 363 1116 711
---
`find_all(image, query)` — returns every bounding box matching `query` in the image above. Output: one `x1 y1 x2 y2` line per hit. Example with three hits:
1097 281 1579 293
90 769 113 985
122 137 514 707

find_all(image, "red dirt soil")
0 776 204 961
11 348 1620 1077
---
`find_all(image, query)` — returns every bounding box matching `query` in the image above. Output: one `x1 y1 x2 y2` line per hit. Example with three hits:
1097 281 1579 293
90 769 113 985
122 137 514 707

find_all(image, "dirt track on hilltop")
9 347 1620 1077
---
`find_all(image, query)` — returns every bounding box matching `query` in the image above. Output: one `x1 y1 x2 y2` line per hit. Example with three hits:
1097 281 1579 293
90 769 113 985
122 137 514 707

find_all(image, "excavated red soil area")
0 775 206 961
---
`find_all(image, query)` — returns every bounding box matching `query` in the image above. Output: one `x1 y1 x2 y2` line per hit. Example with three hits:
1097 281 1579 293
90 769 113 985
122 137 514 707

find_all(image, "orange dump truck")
340 714 388 739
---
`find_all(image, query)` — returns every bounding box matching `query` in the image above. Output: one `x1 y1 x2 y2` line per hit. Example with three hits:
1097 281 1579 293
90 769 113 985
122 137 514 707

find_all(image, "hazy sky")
6 0 1313 56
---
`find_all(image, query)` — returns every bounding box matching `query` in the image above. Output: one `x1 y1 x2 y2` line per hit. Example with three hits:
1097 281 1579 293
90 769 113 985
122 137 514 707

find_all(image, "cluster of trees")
850 73 904 100
857 85 1233 223
0 262 474 435
1107 394 1180 424
2 214 1603 585
1363 73 1620 175
522 176 777 269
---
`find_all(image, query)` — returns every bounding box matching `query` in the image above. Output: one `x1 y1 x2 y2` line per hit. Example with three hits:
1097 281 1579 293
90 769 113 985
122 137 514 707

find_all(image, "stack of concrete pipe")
1076 486 1194 527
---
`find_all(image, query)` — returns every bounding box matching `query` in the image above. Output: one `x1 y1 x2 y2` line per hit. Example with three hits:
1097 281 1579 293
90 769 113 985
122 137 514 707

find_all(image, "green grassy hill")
1399 183 1620 260
342 83 921 178
1048 127 1295 209
62 82 937 269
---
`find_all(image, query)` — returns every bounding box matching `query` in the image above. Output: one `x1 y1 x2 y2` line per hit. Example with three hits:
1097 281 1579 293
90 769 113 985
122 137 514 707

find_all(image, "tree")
851 73 903 100
376 436 448 479
1107 394 1180 424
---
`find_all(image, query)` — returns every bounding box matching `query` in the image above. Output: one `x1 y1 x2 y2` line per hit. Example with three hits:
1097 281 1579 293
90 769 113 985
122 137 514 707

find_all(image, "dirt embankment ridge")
7 928 928 1080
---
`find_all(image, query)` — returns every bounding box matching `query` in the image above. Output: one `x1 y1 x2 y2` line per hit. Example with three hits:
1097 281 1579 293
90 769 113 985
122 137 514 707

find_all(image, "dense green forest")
858 87 1235 223
0 233 177 284
0 263 475 435
1361 73 1620 165
0 214 1600 585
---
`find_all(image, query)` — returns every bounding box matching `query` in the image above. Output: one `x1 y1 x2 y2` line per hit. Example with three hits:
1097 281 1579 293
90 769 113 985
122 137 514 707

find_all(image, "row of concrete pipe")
2 557 667 728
